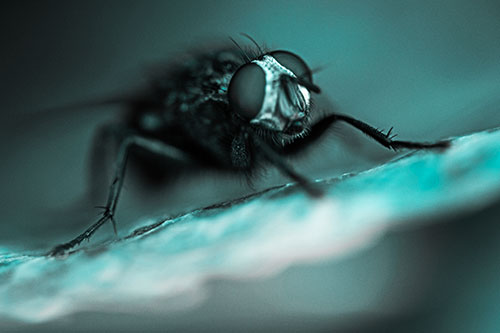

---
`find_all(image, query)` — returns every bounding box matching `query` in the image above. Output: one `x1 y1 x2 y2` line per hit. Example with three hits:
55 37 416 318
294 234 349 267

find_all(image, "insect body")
49 41 449 256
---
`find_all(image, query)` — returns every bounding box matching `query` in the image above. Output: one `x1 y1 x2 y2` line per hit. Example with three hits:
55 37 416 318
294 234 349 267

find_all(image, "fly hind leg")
49 133 193 256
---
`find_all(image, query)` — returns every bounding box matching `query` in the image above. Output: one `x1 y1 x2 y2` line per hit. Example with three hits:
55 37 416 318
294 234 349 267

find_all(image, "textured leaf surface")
1 128 500 327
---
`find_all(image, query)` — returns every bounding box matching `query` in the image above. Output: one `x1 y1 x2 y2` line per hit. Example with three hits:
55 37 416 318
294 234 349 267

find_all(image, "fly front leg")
252 134 323 198
326 114 450 151
265 113 450 197
282 113 450 155
49 134 192 256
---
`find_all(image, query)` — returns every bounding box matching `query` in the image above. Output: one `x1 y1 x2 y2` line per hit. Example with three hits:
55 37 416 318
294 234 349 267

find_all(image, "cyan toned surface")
1 128 499 329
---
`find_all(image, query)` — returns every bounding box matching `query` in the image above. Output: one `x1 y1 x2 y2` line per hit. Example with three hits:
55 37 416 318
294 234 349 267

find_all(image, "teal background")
1 1 500 331
1 0 499 246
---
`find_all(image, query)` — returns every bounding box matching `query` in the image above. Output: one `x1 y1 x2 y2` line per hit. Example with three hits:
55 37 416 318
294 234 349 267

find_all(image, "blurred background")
1 0 500 331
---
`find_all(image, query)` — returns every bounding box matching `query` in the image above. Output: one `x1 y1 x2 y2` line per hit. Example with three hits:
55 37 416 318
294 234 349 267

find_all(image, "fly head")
228 50 320 141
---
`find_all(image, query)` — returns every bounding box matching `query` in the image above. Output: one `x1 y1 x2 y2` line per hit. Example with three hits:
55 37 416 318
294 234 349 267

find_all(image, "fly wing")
6 86 156 135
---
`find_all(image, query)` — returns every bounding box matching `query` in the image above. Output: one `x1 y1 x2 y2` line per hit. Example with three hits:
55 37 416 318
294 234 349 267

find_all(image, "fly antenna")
229 36 251 62
240 33 264 55
310 66 325 75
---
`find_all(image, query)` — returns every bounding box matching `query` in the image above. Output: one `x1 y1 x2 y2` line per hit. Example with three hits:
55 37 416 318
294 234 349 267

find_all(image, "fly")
49 36 449 256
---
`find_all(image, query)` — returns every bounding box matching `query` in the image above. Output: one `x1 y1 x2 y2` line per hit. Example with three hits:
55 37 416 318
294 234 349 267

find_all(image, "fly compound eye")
228 63 266 119
269 50 320 93
269 51 313 84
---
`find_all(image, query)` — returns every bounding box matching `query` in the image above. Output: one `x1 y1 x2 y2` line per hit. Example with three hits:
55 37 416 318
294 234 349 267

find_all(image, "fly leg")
282 113 450 155
252 134 323 197
327 114 450 150
87 123 122 204
49 134 192 256
268 113 449 197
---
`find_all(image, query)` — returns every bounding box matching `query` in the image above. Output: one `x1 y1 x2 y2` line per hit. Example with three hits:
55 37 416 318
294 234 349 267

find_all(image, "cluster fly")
49 35 448 256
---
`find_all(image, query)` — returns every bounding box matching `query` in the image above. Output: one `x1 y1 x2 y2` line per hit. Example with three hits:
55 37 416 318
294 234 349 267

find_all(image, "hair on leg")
282 113 449 155
49 134 193 256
